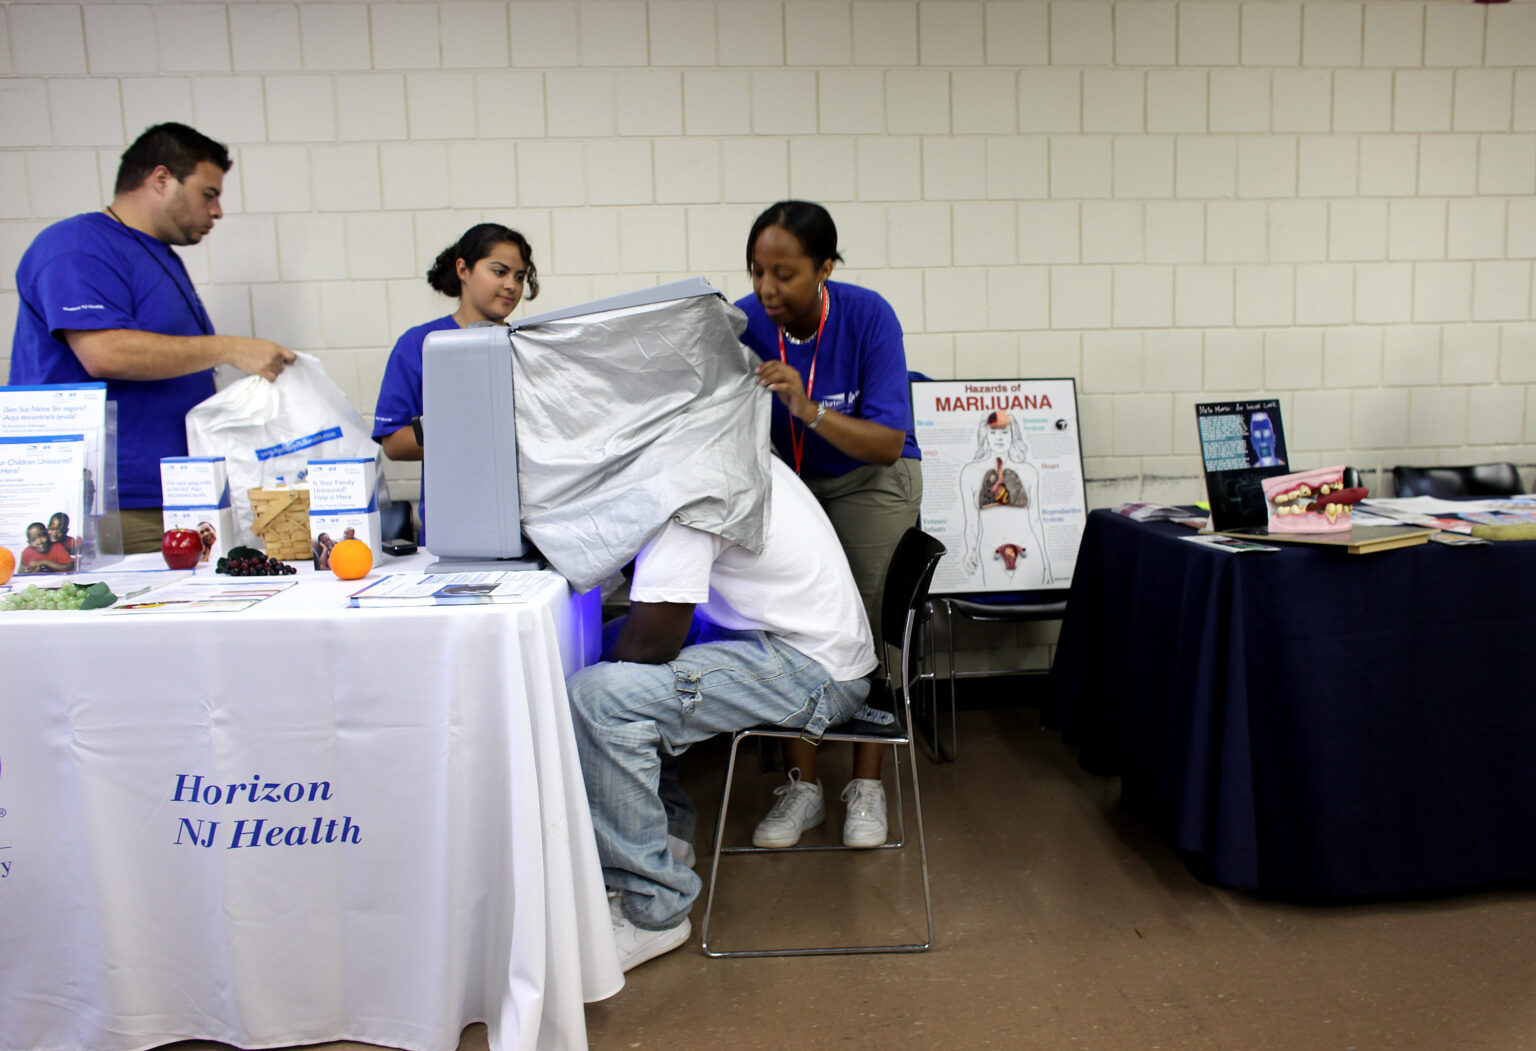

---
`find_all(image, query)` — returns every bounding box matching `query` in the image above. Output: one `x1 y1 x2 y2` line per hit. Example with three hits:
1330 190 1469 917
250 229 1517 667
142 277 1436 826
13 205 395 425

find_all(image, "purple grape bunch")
217 554 297 576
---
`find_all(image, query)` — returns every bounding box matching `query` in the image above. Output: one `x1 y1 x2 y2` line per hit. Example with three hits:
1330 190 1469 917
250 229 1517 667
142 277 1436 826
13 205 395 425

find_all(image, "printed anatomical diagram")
979 458 1025 509
959 411 1054 588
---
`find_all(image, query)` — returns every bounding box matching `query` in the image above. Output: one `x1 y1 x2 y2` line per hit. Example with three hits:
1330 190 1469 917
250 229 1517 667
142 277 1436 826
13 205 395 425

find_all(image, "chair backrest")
1391 463 1522 499
879 528 947 684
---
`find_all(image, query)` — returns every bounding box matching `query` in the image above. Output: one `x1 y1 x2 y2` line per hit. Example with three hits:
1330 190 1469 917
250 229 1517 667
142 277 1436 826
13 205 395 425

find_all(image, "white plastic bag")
185 353 382 548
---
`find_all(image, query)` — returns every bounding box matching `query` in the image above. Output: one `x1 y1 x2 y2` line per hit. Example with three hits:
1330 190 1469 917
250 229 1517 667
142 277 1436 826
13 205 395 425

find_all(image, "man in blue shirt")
9 122 296 552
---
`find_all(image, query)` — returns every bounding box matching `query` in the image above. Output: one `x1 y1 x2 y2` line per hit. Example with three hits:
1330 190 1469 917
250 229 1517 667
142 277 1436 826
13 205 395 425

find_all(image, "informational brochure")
1427 531 1489 547
1363 495 1503 516
910 378 1087 594
105 577 297 614
307 457 382 570
0 434 87 575
160 457 236 566
1459 511 1536 526
1113 502 1209 529
0 383 107 514
1180 534 1280 553
1358 497 1481 533
349 571 548 607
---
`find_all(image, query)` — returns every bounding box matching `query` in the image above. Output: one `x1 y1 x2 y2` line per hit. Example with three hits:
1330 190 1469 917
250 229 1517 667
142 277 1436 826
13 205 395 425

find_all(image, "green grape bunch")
2 581 117 611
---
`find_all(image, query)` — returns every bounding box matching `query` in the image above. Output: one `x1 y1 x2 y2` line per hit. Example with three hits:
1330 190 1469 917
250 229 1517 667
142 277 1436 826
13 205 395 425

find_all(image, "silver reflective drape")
509 287 771 593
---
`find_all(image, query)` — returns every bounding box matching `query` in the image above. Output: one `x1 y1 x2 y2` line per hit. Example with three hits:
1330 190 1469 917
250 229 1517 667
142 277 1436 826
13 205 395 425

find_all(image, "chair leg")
885 739 906 849
932 612 956 762
917 602 957 763
903 733 935 951
698 730 748 957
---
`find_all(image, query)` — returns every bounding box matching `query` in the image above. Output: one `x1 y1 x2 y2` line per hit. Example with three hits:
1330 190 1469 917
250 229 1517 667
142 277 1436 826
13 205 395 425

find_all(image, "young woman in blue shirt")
373 223 538 538
735 201 923 851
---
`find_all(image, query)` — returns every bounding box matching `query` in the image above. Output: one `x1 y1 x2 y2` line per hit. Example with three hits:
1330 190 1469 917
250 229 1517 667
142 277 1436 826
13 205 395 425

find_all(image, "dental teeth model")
1261 466 1368 533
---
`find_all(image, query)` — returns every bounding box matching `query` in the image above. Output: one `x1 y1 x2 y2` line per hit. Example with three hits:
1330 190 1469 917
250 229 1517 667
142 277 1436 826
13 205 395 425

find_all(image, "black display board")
1195 399 1290 531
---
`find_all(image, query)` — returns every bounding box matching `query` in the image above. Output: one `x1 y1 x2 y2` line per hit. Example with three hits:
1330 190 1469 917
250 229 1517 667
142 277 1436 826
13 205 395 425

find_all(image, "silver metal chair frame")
698 530 943 958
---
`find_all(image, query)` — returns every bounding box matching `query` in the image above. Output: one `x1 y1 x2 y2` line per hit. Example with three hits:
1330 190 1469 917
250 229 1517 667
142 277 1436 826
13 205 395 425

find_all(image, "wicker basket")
248 487 312 561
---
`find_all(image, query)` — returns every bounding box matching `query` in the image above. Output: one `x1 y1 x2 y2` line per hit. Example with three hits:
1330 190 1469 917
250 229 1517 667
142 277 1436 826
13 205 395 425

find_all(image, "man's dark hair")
114 122 232 195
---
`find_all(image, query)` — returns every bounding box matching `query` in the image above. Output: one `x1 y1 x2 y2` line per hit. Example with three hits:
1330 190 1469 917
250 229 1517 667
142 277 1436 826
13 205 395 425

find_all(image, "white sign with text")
911 378 1087 594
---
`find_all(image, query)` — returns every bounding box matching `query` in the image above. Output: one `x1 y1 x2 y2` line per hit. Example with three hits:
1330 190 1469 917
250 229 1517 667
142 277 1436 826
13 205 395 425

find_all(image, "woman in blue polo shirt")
373 223 538 541
735 200 923 852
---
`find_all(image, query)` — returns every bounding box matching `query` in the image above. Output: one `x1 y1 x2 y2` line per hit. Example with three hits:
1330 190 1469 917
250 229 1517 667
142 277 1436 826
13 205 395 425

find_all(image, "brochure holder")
85 399 124 570
0 383 122 575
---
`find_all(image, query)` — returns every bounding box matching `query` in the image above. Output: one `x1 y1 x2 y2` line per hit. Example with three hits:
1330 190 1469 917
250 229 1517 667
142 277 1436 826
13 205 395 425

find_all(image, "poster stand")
909 377 1088 596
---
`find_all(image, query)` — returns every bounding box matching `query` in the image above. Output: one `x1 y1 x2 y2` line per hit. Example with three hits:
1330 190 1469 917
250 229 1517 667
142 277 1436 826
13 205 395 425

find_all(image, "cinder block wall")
2 0 1533 671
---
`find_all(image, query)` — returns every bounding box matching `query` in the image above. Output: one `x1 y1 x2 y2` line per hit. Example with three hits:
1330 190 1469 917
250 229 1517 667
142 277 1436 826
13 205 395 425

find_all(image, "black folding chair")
1391 463 1523 499
917 593 1067 763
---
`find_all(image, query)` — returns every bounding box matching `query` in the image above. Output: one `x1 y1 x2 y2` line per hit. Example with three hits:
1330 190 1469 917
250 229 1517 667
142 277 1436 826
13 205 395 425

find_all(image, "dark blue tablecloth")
1045 509 1536 900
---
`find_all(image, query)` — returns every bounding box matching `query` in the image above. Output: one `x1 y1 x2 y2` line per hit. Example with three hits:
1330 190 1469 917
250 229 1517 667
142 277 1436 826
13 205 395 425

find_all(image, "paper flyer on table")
1459 511 1536 526
106 577 297 613
1181 534 1280 553
1113 502 1210 529
349 571 547 607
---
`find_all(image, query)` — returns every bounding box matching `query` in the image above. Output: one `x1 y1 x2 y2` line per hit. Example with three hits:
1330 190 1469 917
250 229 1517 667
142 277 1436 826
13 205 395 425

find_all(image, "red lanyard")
777 285 829 475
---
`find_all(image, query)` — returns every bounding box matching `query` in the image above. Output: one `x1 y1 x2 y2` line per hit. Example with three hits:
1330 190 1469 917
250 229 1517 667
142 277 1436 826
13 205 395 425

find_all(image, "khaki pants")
119 508 166 555
803 457 924 667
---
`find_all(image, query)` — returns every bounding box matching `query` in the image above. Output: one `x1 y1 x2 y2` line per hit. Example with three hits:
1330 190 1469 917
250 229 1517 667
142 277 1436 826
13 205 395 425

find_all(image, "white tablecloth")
0 554 623 1051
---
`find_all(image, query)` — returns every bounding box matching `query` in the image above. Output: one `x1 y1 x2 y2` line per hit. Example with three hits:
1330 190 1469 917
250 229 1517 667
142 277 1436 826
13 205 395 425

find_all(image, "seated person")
566 456 875 971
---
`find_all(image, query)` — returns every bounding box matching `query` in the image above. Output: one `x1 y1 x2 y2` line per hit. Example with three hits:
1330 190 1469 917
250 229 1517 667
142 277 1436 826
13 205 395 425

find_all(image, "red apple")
162 527 203 569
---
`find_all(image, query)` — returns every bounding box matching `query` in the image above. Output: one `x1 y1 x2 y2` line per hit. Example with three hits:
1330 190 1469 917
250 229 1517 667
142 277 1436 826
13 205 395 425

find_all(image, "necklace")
780 288 830 344
776 285 829 475
103 206 211 335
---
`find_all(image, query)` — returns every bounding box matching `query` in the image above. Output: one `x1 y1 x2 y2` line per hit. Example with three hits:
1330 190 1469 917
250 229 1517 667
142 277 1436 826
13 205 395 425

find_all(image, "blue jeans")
566 630 869 931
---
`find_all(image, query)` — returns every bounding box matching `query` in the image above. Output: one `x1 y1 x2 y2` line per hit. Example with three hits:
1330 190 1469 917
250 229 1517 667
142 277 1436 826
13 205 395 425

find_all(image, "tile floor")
164 707 1536 1051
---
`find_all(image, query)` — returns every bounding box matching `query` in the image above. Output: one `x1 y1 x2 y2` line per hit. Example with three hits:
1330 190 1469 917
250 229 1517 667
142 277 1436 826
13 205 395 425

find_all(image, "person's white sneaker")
609 891 692 971
841 778 888 848
667 834 696 868
751 768 826 847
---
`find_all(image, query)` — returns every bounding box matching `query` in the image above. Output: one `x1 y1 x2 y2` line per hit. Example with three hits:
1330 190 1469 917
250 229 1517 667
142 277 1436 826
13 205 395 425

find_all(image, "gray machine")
420 322 532 569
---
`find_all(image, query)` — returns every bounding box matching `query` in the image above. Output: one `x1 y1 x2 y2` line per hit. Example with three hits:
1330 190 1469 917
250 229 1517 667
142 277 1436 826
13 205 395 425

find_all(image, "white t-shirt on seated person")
629 456 877 683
